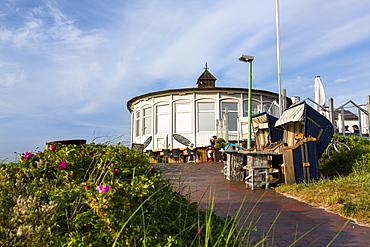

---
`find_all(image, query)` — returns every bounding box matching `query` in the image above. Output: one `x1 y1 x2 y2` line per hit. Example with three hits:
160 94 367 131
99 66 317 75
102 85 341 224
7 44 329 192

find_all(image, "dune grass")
276 173 370 226
276 135 370 226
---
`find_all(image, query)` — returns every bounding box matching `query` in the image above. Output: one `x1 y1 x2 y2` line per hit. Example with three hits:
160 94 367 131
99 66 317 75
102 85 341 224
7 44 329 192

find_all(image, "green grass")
276 135 370 226
276 173 370 225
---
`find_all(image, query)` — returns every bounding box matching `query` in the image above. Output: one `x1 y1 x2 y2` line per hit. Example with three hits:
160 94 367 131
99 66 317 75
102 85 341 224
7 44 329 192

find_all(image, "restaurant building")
126 67 291 150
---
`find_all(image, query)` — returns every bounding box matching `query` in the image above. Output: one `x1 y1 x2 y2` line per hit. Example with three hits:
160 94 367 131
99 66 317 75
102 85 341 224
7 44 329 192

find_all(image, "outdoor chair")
186 147 198 163
161 149 172 163
147 150 159 163
171 148 183 163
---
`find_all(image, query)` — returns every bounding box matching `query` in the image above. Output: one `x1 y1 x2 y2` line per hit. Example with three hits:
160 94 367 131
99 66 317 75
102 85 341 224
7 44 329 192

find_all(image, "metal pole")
237 117 240 146
358 108 363 137
216 119 219 137
225 107 229 142
328 98 334 125
341 108 345 134
276 0 283 116
238 54 254 148
247 61 253 149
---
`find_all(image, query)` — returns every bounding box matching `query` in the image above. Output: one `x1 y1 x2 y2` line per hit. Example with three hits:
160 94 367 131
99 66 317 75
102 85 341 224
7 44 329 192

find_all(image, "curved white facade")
127 87 288 150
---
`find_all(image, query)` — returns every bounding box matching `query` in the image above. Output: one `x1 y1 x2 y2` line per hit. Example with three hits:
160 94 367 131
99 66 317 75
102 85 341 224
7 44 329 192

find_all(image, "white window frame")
156 105 169 134
198 102 215 132
143 107 152 135
175 103 192 133
221 102 238 131
243 101 259 117
135 111 140 137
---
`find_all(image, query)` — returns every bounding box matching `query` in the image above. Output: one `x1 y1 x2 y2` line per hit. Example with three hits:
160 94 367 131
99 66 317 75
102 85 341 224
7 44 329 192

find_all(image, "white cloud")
0 62 26 88
1 0 370 160
302 15 370 59
0 2 104 52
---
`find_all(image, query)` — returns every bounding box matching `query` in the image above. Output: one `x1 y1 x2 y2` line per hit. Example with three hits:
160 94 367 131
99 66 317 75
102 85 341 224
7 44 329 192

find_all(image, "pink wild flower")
49 145 56 151
195 229 203 237
24 152 33 160
113 169 121 175
58 161 67 170
96 185 111 194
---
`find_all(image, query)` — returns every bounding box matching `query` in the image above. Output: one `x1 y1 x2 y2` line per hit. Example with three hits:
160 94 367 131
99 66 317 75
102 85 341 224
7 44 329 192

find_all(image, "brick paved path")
157 162 369 247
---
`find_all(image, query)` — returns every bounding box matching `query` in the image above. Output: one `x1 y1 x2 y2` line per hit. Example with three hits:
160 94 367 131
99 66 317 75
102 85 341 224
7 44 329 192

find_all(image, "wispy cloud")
0 2 104 50
0 61 26 88
1 0 370 160
334 78 347 83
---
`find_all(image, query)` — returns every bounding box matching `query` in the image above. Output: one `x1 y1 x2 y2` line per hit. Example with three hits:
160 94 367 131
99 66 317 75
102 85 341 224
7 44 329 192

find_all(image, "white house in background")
334 110 358 132
126 67 292 150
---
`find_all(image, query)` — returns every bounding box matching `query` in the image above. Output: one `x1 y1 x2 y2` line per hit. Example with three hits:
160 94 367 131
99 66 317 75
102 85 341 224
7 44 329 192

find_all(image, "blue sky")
1 0 370 161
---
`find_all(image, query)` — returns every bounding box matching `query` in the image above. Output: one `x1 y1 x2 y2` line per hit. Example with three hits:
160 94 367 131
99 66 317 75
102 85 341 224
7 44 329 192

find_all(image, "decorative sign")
240 118 255 139
131 143 144 152
157 138 167 149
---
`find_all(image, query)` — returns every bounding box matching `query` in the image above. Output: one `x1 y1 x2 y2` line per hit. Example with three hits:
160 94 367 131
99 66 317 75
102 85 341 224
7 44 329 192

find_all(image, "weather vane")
204 62 209 71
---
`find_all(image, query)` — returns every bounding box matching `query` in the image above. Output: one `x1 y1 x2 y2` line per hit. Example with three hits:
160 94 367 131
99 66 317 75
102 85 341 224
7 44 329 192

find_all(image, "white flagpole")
276 0 283 116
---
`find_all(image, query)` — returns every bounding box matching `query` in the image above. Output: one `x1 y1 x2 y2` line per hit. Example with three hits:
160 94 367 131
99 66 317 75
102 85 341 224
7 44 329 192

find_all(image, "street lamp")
275 0 283 116
238 54 254 149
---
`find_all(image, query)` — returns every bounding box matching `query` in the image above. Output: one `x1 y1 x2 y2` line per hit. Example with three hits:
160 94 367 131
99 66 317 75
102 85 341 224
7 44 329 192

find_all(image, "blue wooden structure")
275 102 334 183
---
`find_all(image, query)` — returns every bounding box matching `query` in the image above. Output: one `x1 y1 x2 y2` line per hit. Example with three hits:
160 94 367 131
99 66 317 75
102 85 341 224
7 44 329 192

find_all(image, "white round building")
127 68 291 150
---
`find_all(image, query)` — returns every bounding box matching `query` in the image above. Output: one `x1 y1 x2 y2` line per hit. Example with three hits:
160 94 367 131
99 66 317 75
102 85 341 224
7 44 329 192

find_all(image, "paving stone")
158 162 370 246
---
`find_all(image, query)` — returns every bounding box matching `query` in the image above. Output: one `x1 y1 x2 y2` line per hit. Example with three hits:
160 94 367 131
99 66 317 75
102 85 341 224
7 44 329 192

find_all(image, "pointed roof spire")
197 62 216 88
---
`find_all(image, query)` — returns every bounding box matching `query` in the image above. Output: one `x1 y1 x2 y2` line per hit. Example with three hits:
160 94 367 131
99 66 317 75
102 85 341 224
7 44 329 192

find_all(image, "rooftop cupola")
197 62 216 88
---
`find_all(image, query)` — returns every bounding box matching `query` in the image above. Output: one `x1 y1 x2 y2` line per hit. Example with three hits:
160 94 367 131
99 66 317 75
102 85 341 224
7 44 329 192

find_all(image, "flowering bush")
0 143 240 246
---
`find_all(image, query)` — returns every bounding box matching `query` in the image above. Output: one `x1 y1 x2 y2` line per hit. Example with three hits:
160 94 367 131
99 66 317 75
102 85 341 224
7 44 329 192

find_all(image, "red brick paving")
158 162 370 247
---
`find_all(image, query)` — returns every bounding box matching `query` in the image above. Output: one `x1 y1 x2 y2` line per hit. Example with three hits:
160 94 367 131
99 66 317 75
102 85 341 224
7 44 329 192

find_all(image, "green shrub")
214 138 226 149
352 153 370 174
0 143 239 246
319 135 370 178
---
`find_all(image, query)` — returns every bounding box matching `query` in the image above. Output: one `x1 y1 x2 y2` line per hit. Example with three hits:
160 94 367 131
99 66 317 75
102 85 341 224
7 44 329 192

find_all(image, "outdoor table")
223 150 245 181
239 150 281 166
240 151 282 189
223 150 283 188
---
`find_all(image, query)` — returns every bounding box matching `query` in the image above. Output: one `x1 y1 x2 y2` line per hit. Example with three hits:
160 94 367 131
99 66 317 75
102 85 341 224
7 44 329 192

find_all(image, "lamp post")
238 55 254 149
275 0 283 116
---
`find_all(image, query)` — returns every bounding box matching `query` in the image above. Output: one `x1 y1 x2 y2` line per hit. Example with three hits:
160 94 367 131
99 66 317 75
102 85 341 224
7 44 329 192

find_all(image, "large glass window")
198 102 215 131
175 103 191 133
268 104 279 117
221 102 238 131
243 102 258 117
157 105 169 134
143 107 152 135
135 111 140 137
